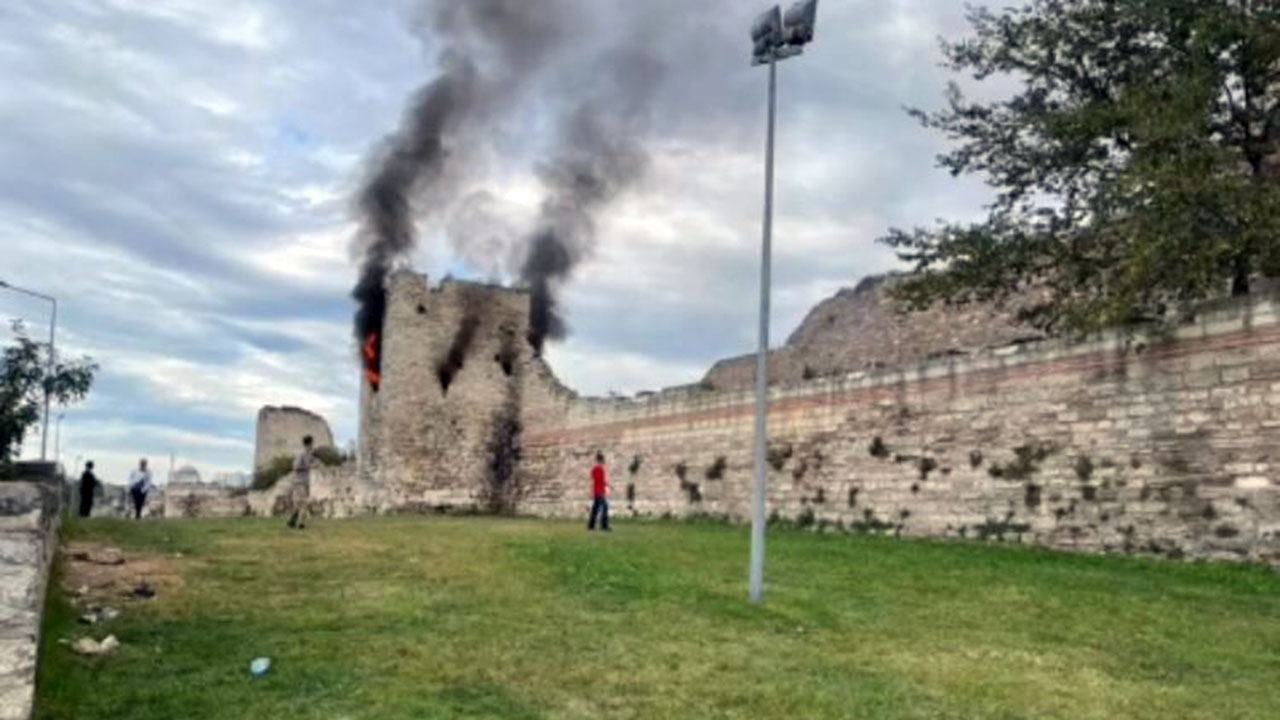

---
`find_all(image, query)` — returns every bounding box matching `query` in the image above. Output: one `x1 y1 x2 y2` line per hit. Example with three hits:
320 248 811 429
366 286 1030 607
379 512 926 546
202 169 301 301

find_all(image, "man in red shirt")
588 451 610 531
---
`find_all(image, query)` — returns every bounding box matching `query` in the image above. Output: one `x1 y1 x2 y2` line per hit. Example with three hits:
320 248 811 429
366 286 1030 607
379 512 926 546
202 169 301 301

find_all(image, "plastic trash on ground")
250 657 272 676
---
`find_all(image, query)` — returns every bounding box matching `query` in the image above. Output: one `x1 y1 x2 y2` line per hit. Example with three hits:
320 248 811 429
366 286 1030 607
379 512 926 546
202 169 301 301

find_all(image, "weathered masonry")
358 270 1280 565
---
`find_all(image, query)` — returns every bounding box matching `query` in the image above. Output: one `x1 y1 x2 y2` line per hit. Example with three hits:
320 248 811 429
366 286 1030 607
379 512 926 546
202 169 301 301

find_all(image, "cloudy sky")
0 0 996 485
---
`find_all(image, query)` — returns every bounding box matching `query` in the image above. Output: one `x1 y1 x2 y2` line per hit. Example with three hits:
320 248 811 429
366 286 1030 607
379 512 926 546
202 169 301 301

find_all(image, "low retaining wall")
0 479 61 720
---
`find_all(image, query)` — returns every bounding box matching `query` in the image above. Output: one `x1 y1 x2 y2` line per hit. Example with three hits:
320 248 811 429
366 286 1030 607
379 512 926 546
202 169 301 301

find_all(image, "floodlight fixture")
750 0 819 66
750 6 783 65
782 0 818 47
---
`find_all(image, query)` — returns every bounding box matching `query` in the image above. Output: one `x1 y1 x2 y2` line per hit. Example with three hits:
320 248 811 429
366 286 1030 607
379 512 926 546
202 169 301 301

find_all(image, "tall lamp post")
747 0 819 605
0 279 57 462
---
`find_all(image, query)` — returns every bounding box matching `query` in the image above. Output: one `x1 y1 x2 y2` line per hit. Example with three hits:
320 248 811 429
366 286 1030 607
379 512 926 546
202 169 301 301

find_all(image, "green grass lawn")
35 516 1280 719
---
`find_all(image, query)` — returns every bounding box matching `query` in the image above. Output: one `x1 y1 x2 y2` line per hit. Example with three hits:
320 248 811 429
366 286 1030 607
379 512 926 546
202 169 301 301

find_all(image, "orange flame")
363 332 381 391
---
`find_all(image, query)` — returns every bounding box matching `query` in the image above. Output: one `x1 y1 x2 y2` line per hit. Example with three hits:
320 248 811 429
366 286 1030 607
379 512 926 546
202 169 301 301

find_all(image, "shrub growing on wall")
252 456 295 491
251 446 344 490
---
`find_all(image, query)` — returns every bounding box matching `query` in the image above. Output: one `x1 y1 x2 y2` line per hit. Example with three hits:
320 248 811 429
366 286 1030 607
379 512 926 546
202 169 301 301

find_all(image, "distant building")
170 465 201 485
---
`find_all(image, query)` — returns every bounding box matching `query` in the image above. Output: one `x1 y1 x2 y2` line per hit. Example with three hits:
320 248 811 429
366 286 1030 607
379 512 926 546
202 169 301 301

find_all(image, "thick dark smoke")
520 47 665 352
352 0 566 350
353 59 477 348
353 0 665 359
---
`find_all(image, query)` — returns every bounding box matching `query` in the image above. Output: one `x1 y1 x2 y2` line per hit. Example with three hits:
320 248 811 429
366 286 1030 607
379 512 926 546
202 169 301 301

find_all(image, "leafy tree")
882 0 1280 333
1 321 98 463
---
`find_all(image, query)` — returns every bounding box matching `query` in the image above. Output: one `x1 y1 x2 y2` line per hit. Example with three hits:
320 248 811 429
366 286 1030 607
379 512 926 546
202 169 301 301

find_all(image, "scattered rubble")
78 606 121 625
69 635 120 656
70 547 125 566
130 581 156 600
61 542 184 605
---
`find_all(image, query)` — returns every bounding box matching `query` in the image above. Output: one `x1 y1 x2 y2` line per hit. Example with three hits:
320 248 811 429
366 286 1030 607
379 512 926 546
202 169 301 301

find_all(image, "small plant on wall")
767 442 793 471
680 480 702 503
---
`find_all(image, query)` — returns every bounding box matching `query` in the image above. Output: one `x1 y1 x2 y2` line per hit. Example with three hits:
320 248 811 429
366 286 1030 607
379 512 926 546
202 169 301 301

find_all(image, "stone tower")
358 271 532 511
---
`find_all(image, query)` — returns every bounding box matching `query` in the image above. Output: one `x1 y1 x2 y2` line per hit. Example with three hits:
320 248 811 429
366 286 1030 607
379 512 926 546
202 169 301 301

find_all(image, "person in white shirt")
127 458 153 520
287 436 315 529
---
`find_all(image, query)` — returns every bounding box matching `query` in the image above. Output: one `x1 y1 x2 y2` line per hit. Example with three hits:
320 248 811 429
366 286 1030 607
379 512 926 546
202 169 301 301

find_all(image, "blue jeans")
588 498 609 530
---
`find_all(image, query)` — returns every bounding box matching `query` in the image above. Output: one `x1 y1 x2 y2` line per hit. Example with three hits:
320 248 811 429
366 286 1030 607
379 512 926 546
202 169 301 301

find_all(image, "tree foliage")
882 0 1280 333
0 321 98 463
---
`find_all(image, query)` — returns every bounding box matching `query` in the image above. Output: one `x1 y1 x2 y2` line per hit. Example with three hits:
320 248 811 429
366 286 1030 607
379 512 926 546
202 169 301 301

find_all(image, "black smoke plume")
354 0 664 359
352 0 565 355
520 48 664 353
353 60 477 349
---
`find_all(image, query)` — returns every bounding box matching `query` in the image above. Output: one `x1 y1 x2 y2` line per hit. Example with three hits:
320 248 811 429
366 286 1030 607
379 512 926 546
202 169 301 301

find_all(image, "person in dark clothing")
588 452 610 531
78 461 99 518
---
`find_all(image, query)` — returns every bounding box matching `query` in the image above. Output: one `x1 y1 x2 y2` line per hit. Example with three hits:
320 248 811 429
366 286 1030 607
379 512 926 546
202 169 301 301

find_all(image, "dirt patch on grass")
61 542 187 605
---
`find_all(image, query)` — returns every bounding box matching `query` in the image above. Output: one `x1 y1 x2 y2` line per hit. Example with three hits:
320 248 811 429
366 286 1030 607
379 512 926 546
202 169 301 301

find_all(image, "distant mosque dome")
171 465 202 485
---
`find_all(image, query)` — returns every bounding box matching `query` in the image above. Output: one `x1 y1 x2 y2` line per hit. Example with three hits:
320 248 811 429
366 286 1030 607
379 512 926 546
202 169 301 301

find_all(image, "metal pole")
749 52 778 605
40 298 56 461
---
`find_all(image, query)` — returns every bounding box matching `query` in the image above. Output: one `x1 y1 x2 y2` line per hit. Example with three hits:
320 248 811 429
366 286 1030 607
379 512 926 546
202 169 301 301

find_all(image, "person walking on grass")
287 435 315 529
127 458 153 520
588 451 610 532
78 460 100 518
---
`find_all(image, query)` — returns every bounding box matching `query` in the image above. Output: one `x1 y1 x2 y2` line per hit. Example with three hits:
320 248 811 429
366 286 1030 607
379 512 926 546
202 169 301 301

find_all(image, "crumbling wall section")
703 275 1041 391
163 484 250 519
254 406 335 471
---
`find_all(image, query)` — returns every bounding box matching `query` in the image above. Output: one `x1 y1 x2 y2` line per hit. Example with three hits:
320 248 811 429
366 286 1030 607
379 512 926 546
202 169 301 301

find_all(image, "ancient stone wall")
254 406 335 471
163 484 250 519
0 475 61 720
517 289 1280 565
353 272 1280 565
145 465 361 520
